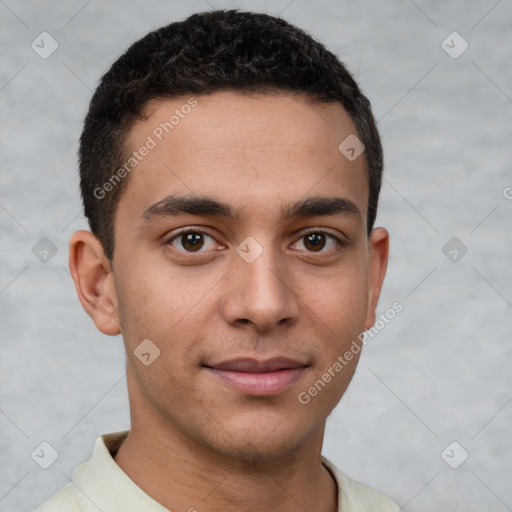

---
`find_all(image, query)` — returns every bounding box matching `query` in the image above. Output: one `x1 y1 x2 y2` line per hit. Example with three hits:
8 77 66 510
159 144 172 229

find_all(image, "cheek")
297 273 368 411
114 273 156 343
114 257 197 333
300 263 370 336
114 262 219 380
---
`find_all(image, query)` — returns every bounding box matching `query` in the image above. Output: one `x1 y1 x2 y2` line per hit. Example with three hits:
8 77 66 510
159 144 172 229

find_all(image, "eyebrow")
141 194 362 223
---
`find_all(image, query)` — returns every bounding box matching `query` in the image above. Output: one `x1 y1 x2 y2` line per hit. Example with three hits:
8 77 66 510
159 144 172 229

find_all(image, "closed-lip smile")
204 357 308 396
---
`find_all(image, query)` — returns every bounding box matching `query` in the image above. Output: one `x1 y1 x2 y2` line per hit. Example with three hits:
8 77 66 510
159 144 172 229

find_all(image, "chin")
212 436 301 463
198 411 316 463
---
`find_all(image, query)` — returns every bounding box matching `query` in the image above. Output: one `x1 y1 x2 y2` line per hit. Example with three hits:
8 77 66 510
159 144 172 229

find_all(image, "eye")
292 231 342 252
166 229 220 253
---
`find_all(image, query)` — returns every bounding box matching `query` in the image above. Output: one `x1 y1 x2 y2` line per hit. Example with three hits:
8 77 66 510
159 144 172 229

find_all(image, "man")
36 9 397 511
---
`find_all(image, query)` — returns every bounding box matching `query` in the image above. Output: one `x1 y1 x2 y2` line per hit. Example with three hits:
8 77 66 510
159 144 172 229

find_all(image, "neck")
114 412 337 512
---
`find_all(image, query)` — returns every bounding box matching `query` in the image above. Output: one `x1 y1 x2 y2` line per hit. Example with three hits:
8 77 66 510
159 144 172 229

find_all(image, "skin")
69 91 389 512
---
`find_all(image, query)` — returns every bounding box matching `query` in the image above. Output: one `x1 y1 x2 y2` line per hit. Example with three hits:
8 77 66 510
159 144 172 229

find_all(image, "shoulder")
322 456 400 512
33 483 81 512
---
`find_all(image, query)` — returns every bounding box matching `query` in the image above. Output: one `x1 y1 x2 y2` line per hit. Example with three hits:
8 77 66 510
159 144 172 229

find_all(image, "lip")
204 357 308 397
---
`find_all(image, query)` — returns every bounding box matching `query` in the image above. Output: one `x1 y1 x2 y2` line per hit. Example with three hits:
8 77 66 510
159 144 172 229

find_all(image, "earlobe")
364 227 389 331
68 230 121 336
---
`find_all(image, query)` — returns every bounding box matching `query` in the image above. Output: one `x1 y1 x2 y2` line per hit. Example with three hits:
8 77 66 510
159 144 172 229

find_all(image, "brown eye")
292 231 342 253
304 232 326 251
181 232 204 252
167 230 219 253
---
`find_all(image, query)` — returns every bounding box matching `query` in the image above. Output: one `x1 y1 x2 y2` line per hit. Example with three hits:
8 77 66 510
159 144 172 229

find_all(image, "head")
70 9 388 461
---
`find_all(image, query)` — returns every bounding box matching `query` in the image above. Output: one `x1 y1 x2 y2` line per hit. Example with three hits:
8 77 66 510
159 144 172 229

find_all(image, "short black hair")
79 9 383 261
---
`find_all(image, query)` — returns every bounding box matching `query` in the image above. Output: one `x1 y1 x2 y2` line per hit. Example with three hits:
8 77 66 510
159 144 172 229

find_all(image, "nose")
220 242 300 333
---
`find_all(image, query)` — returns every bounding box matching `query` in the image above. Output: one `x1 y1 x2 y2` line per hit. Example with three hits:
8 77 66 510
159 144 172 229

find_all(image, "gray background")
1 0 511 510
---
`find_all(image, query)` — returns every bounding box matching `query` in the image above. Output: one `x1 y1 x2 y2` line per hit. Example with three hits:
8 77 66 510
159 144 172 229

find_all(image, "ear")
364 227 389 330
68 230 121 336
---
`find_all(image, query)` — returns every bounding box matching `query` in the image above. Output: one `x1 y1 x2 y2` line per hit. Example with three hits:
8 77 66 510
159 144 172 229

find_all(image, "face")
72 91 388 461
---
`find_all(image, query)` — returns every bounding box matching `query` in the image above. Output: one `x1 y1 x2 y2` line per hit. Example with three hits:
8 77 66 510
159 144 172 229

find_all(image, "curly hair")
79 9 383 260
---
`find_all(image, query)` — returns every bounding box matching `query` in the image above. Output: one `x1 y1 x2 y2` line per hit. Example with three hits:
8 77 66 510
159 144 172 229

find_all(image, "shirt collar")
72 430 169 511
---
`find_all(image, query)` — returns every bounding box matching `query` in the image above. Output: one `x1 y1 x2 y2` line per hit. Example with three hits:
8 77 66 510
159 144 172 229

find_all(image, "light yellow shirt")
34 431 399 511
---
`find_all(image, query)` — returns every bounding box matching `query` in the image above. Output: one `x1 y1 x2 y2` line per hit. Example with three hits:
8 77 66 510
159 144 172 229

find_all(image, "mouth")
203 357 309 397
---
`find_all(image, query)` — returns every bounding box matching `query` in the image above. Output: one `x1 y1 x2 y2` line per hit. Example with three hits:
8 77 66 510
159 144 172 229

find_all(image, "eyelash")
164 227 346 254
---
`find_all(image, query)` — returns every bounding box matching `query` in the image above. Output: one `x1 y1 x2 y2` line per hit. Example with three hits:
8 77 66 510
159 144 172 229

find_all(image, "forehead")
119 91 368 224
